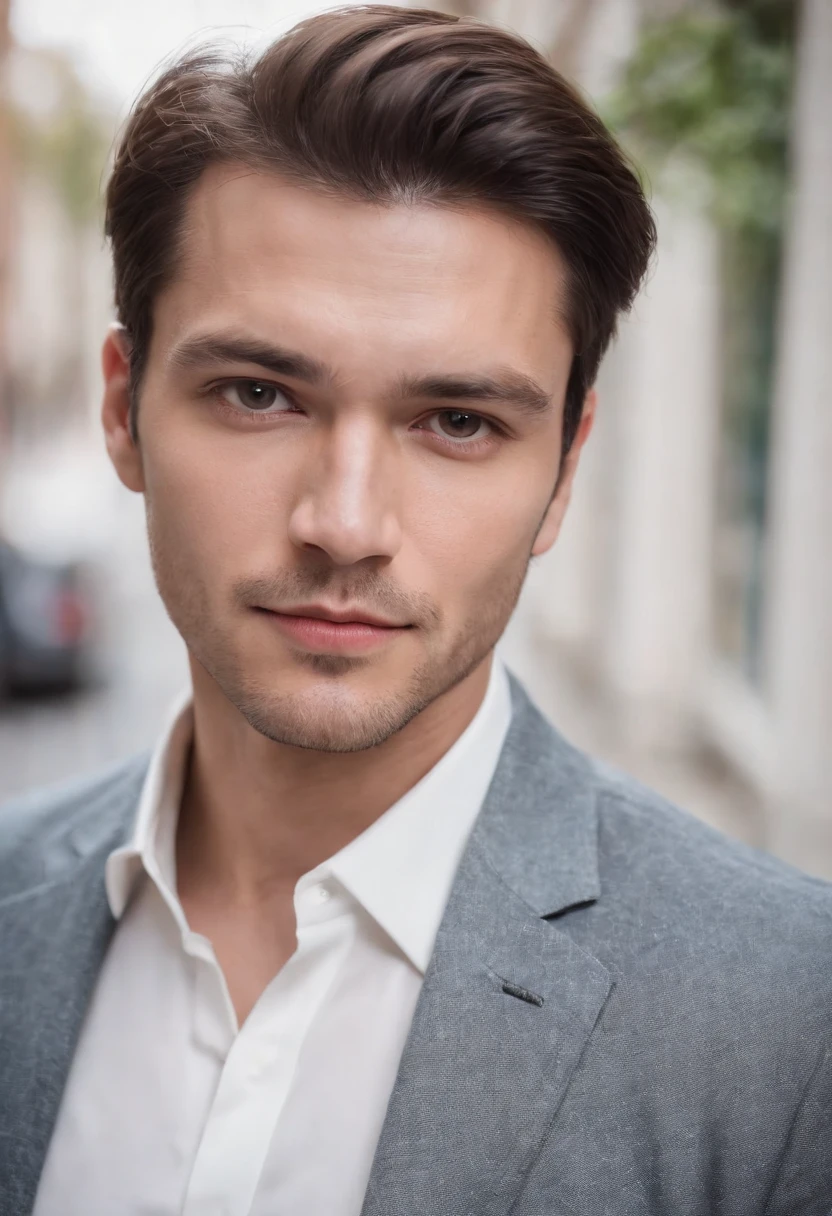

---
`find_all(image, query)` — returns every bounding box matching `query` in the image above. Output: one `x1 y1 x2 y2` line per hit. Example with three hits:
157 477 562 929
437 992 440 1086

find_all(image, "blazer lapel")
0 767 142 1216
362 680 612 1216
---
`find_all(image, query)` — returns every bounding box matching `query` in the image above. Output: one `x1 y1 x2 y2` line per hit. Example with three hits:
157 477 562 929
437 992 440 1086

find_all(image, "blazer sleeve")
763 1042 832 1216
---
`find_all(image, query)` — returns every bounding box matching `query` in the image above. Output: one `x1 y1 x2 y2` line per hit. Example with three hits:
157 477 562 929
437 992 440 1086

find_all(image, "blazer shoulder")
0 754 149 899
591 754 832 911
576 754 832 1012
505 678 832 938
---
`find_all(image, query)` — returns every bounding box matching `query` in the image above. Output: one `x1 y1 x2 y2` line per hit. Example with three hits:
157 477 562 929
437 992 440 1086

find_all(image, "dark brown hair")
106 4 656 451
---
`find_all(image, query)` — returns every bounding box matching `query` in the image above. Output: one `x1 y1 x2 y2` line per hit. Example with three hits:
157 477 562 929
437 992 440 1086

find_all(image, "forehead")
155 163 572 376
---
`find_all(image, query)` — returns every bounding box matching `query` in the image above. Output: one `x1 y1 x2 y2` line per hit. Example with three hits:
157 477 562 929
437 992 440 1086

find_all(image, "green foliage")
607 2 794 236
9 56 112 228
43 101 110 227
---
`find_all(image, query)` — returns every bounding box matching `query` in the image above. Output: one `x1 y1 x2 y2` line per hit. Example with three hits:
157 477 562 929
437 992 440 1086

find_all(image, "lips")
277 604 406 629
255 605 410 655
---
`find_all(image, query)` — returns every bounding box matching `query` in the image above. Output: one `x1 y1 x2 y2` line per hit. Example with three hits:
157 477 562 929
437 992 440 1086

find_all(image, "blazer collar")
476 673 601 916
362 678 610 1216
0 762 143 1216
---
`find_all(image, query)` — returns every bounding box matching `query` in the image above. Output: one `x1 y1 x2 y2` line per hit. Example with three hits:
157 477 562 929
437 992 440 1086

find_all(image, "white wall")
764 0 832 870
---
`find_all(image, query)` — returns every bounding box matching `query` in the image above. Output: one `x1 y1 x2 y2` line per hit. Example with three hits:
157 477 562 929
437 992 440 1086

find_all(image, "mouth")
253 604 412 655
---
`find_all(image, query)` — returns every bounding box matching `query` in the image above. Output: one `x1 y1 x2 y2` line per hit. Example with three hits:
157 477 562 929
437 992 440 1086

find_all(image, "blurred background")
0 0 829 875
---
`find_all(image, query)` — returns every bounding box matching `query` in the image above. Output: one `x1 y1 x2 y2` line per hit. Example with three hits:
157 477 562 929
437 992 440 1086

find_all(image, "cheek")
141 417 297 576
409 463 551 606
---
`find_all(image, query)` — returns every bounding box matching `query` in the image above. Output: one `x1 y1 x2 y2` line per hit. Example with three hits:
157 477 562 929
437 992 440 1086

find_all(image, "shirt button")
309 883 330 905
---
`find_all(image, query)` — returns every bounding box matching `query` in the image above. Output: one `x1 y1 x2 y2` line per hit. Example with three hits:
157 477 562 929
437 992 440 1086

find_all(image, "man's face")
104 165 586 751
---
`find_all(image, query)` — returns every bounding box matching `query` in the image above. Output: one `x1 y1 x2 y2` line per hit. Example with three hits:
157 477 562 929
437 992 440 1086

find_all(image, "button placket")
180 909 355 1216
191 949 237 1058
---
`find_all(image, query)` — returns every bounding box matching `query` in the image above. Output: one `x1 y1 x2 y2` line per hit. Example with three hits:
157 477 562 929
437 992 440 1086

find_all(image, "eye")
218 380 294 414
426 410 492 443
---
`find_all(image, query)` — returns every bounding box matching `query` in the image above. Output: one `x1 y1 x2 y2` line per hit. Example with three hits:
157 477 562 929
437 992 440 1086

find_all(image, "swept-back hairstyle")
106 4 656 450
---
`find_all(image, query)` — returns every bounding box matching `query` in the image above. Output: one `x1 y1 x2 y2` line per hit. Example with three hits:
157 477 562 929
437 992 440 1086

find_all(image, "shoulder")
571 757 832 1184
588 753 832 948
509 672 832 1018
508 675 832 951
0 755 149 899
563 751 832 1056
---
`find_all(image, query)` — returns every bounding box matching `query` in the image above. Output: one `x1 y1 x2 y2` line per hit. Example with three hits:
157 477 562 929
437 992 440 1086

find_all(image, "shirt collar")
105 687 193 919
322 658 512 973
106 660 512 974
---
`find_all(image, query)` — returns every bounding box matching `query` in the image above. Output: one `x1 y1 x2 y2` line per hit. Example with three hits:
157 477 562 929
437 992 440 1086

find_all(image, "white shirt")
34 661 512 1216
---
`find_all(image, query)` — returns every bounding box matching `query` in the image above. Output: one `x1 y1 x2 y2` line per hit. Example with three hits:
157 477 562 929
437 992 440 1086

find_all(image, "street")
0 442 188 800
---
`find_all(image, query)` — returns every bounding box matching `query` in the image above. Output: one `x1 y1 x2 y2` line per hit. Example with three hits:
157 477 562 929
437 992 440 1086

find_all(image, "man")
0 5 829 1214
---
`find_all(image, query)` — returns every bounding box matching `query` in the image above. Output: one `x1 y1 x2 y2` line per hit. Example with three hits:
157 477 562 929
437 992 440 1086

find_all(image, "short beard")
233 624 503 753
150 527 534 755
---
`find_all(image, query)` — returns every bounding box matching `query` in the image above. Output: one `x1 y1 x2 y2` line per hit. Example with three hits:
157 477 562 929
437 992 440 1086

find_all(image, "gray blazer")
1 678 830 1216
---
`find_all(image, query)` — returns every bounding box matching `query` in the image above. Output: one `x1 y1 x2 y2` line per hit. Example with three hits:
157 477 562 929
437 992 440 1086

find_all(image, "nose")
287 416 403 566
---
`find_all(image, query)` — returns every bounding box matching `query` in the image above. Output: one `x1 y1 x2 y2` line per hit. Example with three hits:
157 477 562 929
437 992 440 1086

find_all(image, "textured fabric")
32 660 511 1216
1 676 831 1216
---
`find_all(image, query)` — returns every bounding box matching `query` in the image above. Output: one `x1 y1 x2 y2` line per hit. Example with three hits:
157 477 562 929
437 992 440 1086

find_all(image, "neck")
176 657 493 903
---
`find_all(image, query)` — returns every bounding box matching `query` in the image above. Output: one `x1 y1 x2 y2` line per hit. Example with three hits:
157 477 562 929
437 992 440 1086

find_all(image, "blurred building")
0 0 12 450
438 0 832 876
0 38 112 449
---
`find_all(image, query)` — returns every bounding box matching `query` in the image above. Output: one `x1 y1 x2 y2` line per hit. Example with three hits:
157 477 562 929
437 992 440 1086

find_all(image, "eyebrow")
168 333 330 385
397 371 552 418
168 330 552 417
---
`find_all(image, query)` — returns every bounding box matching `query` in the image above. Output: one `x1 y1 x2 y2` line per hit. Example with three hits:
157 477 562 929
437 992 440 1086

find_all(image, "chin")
231 678 427 753
197 622 494 753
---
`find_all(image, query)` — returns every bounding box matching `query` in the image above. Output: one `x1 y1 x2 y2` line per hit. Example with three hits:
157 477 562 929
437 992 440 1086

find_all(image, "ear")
101 324 145 493
531 388 597 558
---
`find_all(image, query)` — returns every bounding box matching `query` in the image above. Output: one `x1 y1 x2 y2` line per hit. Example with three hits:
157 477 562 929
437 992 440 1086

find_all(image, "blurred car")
0 539 93 696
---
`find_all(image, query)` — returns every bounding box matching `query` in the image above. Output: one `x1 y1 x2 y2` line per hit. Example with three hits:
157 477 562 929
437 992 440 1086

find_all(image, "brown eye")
429 410 489 441
220 381 292 413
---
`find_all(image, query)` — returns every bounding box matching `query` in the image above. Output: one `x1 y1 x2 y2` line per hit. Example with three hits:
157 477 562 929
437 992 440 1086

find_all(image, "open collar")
103 663 514 977
327 660 512 973
0 672 607 1216
104 687 193 921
